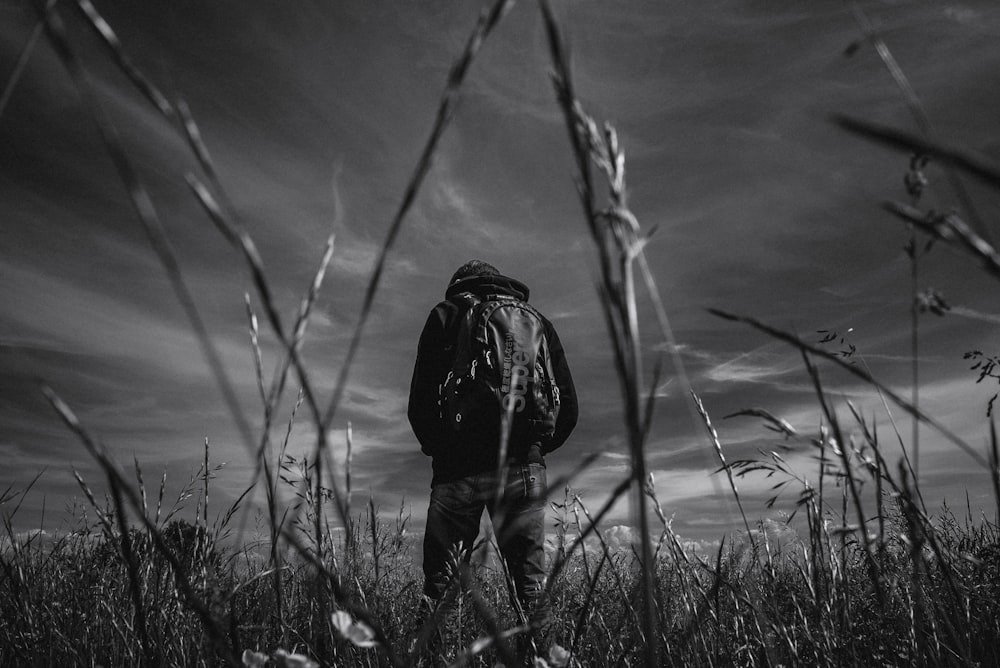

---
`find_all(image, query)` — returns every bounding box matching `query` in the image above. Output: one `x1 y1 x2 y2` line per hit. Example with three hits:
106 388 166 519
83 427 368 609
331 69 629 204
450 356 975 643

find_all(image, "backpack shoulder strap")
446 292 482 332
451 291 482 310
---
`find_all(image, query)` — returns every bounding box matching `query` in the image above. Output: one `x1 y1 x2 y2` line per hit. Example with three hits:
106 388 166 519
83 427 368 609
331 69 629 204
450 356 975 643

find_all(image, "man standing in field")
408 259 578 656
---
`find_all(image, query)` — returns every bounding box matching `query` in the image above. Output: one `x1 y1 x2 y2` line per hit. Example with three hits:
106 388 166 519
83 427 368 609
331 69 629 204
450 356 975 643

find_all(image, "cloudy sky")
2 0 1000 543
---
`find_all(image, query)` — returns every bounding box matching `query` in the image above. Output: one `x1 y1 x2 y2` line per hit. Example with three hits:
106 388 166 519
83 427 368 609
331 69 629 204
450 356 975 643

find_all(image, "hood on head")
445 273 529 302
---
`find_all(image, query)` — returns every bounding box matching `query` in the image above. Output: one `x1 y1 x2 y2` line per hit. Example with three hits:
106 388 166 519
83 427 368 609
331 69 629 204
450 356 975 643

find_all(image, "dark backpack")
439 292 561 447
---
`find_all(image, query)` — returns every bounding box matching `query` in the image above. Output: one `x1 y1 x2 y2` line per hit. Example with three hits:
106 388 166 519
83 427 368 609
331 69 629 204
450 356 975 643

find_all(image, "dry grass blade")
568 549 608 665
38 5 256 456
74 0 327 457
320 0 515 432
545 473 631 600
708 308 986 468
833 114 1000 189
186 173 242 244
243 234 336 470
201 439 210 535
450 564 520 668
72 0 244 229
183 111 348 563
186 177 289 340
73 470 113 537
723 407 797 438
278 529 403 668
846 2 927 134
882 201 1000 281
540 3 660 663
635 252 727 503
574 494 638 624
797 349 886 610
692 391 756 552
539 1 599 243
645 479 692 566
73 0 174 118
291 235 336 343
991 418 1000 523
75 0 326 438
850 351 927 512
176 99 229 199
846 1 988 241
40 386 107 464
0 0 58 122
270 234 336 413
1 471 47 528
133 456 148 521
406 583 460 666
445 622 529 668
544 451 601 497
344 422 353 522
245 293 267 408
252 236 336 519
186 175 351 545
41 384 241 667
542 0 729 534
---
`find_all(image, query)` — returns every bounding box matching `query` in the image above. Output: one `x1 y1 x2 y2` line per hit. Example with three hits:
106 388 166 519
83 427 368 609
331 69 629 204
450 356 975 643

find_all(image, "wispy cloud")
950 306 1000 326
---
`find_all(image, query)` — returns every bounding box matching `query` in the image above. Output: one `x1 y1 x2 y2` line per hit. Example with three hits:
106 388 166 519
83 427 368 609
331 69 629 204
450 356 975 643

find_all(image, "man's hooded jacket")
408 272 578 485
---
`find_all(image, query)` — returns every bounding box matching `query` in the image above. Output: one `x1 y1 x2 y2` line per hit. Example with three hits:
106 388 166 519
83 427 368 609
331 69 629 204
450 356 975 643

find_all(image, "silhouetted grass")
4 464 1000 667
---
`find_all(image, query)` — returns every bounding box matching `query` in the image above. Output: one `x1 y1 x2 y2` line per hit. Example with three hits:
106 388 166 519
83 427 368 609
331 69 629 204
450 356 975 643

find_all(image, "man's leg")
423 477 482 599
418 476 483 665
491 463 550 639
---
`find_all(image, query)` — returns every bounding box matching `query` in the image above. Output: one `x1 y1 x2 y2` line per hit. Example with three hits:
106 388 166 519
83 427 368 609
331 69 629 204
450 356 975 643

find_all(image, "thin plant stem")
41 385 241 667
833 114 1000 189
38 2 257 458
319 0 516 433
709 308 986 468
0 0 58 121
691 391 757 553
799 350 886 611
539 4 660 662
847 1 989 243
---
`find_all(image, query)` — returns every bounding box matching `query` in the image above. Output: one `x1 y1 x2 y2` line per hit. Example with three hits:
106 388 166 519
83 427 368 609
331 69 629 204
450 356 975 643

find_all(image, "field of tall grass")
5 455 1000 667
4 1 1000 666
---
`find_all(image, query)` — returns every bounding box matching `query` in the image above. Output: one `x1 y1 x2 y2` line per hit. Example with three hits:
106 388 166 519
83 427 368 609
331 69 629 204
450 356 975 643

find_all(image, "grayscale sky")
2 0 999 543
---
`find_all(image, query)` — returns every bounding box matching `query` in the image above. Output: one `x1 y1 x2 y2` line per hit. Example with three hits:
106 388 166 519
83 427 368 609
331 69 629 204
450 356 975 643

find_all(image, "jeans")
422 463 548 618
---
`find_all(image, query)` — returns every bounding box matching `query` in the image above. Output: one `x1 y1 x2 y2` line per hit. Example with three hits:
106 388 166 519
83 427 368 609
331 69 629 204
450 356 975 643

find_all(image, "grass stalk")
41 385 241 666
319 0 515 433
832 114 1000 189
37 1 257 457
0 0 57 121
798 349 886 611
709 308 986 468
539 4 661 663
881 202 1000 282
846 1 990 243
691 391 757 553
991 418 1000 524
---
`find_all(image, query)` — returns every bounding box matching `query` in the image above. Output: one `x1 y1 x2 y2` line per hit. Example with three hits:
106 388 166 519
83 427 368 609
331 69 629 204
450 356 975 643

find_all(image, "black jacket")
407 273 579 485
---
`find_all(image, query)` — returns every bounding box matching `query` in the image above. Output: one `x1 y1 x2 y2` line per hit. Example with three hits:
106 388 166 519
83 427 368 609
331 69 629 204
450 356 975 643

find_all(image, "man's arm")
407 305 453 456
544 323 578 454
